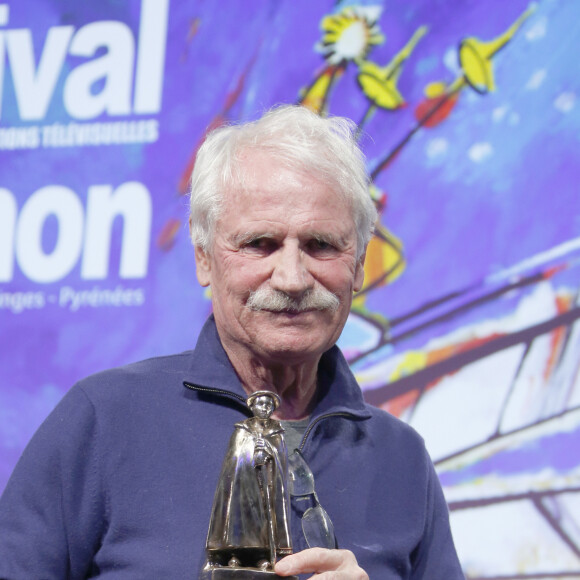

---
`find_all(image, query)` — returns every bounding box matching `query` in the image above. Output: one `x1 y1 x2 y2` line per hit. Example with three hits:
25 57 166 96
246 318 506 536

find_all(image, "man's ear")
353 251 366 293
194 245 211 287
190 216 211 287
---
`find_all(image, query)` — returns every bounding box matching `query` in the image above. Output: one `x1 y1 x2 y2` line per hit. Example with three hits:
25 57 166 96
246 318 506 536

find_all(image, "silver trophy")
200 391 298 579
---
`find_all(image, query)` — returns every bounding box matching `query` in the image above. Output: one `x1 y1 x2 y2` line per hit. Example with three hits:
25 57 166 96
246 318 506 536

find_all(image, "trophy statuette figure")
200 391 298 579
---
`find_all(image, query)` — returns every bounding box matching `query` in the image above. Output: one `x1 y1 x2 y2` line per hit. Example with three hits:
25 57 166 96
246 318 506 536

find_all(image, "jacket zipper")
183 381 361 453
183 381 249 406
298 411 360 452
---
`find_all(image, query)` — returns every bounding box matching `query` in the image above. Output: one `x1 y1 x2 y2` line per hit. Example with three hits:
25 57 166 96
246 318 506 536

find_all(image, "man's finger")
275 548 368 579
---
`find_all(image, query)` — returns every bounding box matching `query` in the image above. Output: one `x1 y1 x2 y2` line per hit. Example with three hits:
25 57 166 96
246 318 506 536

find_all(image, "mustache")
247 286 340 313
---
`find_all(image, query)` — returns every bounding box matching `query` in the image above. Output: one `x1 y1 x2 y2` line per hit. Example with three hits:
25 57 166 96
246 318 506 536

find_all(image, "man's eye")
309 239 333 251
245 238 274 251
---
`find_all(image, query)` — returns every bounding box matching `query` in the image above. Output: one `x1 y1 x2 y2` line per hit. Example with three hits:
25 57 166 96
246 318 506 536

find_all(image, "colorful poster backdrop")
1 0 580 576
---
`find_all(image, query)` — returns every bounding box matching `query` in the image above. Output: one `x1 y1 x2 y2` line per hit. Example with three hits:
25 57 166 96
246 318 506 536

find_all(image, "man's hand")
275 548 368 579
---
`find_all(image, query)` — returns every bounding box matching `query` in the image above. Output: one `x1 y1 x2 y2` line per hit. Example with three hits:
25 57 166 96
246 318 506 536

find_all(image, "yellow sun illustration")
316 6 385 65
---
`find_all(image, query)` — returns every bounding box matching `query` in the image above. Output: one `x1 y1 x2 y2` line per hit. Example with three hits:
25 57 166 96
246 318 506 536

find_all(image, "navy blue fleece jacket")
0 316 464 578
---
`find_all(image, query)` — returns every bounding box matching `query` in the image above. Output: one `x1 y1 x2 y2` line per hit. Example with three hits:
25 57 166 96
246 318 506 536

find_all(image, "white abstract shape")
409 345 524 461
443 46 460 75
450 500 580 576
525 15 547 41
468 142 493 163
542 492 580 548
446 468 580 505
364 282 566 398
0 5 8 26
508 111 520 125
339 313 382 358
509 281 559 329
542 298 580 417
354 5 382 22
568 355 580 408
487 235 580 284
466 90 479 104
494 285 560 433
426 137 448 159
554 91 576 113
333 21 368 60
424 283 561 354
439 408 580 503
492 105 509 123
526 68 547 91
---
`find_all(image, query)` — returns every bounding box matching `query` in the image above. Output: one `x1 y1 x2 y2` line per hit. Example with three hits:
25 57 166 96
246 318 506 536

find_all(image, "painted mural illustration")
1 0 579 577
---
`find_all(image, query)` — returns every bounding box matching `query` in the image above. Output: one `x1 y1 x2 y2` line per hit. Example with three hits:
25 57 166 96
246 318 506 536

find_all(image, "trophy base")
200 567 298 580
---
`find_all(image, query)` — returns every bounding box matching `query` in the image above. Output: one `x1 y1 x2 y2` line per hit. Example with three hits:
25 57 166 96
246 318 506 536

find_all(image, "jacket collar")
185 315 371 421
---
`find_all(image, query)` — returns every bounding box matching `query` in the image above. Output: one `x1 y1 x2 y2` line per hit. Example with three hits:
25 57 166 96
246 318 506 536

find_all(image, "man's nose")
270 245 314 297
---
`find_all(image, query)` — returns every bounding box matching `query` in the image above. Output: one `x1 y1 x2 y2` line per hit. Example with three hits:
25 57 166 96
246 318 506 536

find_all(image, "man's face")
194 151 365 365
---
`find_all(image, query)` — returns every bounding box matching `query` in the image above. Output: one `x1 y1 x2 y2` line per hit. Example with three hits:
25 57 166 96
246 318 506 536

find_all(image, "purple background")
1 0 580 575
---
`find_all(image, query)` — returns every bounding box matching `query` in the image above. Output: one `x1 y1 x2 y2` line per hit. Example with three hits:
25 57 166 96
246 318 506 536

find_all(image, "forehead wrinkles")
224 151 350 213
233 149 347 200
217 156 357 247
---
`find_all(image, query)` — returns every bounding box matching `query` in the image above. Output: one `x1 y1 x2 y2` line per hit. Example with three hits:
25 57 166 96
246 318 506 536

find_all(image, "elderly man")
0 106 464 578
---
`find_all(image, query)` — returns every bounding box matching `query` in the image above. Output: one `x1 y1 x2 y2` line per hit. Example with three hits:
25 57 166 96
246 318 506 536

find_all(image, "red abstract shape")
414 92 460 128
178 115 227 195
177 50 259 195
157 218 182 252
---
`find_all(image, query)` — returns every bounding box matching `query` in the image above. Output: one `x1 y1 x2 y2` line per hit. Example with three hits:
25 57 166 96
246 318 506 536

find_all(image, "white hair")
189 105 377 259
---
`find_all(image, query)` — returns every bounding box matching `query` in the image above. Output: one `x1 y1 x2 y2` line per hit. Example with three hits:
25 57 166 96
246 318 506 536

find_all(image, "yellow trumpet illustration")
459 3 536 93
352 186 406 312
354 25 427 137
371 2 536 181
299 65 346 115
357 25 428 111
